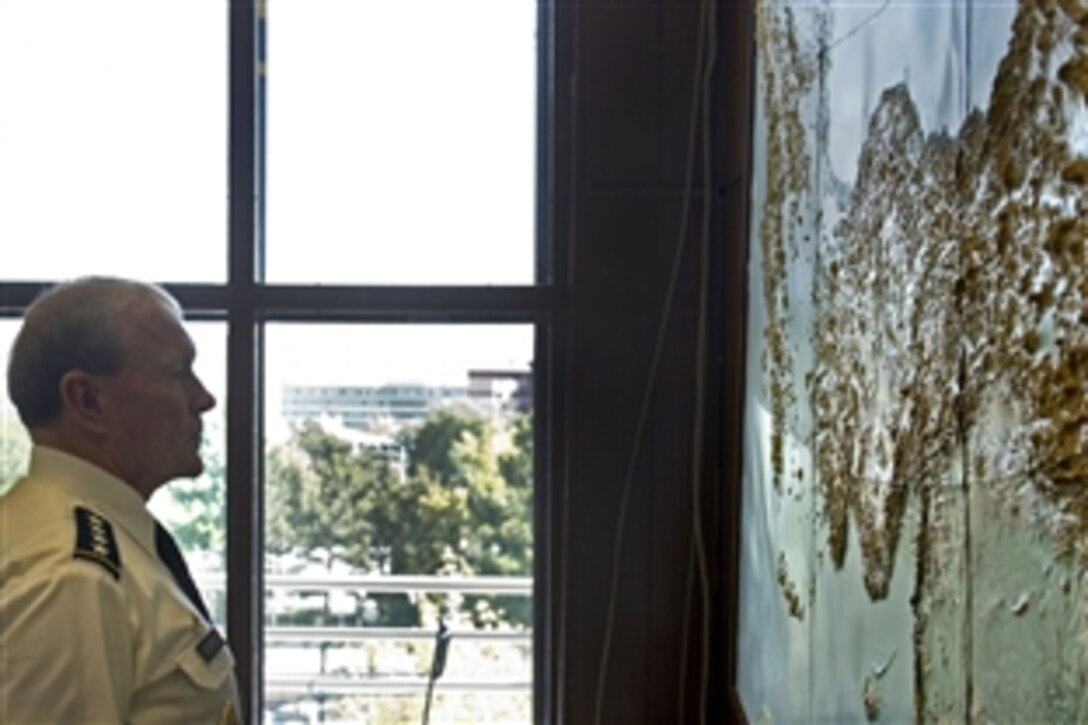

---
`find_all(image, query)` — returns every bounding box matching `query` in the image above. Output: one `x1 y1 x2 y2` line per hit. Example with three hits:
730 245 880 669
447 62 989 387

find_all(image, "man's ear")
58 370 111 434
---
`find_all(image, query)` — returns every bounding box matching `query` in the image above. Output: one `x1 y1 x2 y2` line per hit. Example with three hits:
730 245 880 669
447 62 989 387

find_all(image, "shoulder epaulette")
73 506 121 580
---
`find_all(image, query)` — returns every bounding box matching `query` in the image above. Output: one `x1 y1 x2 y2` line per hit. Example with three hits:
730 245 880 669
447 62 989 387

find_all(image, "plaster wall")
738 1 1088 720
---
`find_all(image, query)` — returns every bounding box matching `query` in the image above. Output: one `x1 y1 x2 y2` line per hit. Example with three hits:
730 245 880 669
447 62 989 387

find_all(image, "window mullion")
227 0 265 720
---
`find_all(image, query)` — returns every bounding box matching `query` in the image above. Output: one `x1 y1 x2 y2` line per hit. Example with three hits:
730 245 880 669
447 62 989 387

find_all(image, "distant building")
282 370 532 439
467 369 533 415
282 382 469 433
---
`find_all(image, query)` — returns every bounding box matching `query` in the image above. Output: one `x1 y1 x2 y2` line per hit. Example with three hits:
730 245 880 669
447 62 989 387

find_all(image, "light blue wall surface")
739 1 1087 721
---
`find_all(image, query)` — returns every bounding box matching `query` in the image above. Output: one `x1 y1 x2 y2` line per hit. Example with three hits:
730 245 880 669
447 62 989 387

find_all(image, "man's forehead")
120 295 194 352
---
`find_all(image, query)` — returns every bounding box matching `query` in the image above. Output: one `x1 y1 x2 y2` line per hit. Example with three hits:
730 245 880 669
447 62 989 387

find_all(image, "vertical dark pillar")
227 0 264 719
550 0 754 721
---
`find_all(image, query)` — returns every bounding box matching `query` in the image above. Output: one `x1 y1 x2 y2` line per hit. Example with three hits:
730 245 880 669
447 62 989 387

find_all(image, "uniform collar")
29 445 157 556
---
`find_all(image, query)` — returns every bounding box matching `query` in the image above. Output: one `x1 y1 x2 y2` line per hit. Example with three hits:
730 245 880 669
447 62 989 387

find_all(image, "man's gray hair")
7 277 180 428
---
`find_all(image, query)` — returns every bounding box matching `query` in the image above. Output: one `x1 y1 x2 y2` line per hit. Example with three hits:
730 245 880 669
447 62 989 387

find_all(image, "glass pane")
265 0 537 285
0 0 227 282
264 324 533 723
0 321 32 496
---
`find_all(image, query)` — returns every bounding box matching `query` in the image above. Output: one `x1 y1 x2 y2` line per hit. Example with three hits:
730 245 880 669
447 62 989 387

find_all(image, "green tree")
234 410 534 629
0 415 31 496
267 420 396 570
396 410 533 627
266 421 419 627
403 408 485 481
452 415 533 628
164 439 226 558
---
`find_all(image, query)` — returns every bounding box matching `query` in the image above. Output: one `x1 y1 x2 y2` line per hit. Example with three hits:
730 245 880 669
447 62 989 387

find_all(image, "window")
0 0 227 282
0 0 552 721
265 0 536 285
264 324 534 722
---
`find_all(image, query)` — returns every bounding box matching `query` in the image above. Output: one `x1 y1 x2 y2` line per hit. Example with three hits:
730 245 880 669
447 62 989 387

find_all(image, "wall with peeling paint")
737 0 1088 721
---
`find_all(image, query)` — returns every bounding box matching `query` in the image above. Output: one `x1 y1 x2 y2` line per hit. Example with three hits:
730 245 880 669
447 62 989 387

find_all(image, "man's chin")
172 456 205 482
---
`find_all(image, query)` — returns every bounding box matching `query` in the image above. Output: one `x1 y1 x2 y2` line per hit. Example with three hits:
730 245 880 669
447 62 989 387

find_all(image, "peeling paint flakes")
776 551 805 621
750 0 1088 718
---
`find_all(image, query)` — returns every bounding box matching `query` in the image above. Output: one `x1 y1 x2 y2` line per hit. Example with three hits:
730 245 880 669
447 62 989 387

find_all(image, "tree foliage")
0 416 31 496
163 440 226 557
213 409 535 629
266 421 398 571
169 409 533 627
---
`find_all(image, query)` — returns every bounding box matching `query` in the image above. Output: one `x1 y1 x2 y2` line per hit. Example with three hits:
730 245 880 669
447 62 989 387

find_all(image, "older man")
0 277 241 723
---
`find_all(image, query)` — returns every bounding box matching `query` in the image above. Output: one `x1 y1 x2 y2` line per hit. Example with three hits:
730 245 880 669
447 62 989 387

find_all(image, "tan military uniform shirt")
0 446 241 724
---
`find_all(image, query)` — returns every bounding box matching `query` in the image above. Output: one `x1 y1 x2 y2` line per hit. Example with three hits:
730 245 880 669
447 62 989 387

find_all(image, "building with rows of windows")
282 368 532 435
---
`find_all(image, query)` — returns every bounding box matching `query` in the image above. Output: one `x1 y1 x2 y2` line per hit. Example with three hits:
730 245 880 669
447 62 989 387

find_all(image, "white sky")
266 0 537 284
0 0 537 423
0 0 535 284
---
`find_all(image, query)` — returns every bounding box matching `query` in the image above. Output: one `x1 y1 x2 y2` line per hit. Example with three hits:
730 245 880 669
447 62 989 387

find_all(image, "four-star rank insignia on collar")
73 506 122 580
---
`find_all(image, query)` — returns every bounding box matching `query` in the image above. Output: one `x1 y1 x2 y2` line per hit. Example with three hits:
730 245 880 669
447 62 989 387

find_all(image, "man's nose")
194 376 216 412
